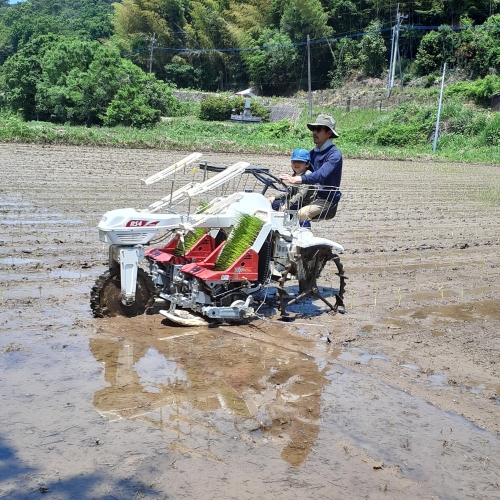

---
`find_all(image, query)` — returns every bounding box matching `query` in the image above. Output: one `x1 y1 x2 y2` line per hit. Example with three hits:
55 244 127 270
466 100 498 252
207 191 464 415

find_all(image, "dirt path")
1 143 500 499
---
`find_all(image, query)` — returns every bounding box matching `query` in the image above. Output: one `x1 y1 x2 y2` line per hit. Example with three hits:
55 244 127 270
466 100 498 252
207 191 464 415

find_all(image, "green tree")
103 86 160 127
0 0 113 63
165 55 203 88
1 35 179 126
329 38 360 88
415 26 459 75
358 20 386 78
468 14 500 77
242 28 299 94
183 0 237 90
279 0 333 42
112 0 187 79
0 34 60 120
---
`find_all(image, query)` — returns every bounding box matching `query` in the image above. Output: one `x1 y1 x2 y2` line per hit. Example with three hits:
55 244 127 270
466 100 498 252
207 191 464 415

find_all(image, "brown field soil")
1 143 500 499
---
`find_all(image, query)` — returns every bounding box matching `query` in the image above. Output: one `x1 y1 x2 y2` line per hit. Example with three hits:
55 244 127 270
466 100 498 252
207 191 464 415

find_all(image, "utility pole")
307 35 312 119
386 5 407 98
148 32 156 74
433 63 446 153
387 19 395 98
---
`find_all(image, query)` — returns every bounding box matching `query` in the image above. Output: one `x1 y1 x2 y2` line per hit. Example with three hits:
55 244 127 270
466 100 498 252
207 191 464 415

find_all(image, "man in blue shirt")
280 114 342 222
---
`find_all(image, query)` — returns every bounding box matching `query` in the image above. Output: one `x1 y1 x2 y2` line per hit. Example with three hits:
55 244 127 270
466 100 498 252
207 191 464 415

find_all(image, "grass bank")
1 102 500 165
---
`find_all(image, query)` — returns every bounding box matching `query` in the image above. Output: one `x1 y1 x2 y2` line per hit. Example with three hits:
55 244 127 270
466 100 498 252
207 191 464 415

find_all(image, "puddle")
427 373 449 389
431 330 444 337
398 300 500 322
91 324 328 467
384 319 405 328
468 384 484 395
358 324 373 336
87 317 500 497
401 363 420 371
134 347 188 393
0 201 30 207
338 348 390 364
0 257 41 265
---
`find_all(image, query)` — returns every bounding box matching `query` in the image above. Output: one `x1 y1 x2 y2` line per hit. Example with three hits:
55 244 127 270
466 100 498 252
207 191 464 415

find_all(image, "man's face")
291 160 309 175
310 126 331 147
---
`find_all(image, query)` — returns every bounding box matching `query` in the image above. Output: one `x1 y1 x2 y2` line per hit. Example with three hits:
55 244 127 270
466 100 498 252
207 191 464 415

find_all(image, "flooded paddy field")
1 143 500 499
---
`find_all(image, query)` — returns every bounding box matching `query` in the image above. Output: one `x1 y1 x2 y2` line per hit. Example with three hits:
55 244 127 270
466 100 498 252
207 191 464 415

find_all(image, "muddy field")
1 143 500 499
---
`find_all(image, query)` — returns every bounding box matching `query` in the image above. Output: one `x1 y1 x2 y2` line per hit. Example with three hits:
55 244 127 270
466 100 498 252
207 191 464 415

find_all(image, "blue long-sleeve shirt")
300 140 342 203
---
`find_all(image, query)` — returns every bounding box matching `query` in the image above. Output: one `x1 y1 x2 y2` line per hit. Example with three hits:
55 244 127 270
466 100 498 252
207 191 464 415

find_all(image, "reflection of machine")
91 153 346 325
90 325 328 466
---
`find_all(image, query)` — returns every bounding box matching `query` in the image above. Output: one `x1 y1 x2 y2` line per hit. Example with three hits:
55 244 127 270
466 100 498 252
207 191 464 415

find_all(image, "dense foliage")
0 0 113 64
2 0 500 98
2 0 500 127
0 35 179 126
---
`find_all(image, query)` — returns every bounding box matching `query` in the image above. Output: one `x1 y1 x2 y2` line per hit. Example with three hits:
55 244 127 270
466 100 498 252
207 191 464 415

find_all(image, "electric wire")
122 24 500 58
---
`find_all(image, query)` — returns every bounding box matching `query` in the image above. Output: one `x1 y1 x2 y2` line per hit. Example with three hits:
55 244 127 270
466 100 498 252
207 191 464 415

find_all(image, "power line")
120 24 500 57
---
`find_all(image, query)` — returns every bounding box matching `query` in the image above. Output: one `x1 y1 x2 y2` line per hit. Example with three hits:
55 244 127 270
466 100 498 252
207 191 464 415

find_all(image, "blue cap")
291 148 310 163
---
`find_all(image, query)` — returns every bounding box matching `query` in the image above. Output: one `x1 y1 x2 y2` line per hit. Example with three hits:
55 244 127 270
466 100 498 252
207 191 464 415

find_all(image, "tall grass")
1 100 500 164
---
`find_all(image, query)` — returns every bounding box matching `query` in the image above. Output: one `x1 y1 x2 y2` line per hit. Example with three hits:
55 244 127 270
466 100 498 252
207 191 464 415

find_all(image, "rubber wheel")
90 267 155 318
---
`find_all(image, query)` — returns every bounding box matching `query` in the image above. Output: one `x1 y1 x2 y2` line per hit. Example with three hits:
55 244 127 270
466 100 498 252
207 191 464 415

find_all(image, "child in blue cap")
268 148 317 215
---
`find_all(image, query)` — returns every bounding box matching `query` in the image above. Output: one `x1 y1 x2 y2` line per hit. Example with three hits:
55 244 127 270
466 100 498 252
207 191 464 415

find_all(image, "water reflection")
90 322 328 466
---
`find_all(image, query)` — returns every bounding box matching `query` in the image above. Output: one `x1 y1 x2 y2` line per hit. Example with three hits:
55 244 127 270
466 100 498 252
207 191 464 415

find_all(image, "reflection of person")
268 148 317 212
280 114 342 222
90 325 326 467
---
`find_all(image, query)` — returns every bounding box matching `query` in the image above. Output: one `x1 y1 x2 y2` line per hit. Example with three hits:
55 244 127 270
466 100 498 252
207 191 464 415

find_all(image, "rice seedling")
174 228 206 256
214 213 264 271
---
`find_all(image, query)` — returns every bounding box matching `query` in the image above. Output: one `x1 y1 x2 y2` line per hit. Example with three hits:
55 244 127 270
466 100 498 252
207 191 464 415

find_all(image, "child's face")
291 160 309 175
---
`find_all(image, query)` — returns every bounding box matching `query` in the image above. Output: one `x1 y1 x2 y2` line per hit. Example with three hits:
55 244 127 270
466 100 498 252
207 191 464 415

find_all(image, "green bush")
199 95 270 122
440 101 487 136
0 35 180 126
477 113 500 146
199 96 234 121
255 119 292 139
342 126 372 144
170 101 200 117
446 75 500 106
102 86 161 128
375 124 426 146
